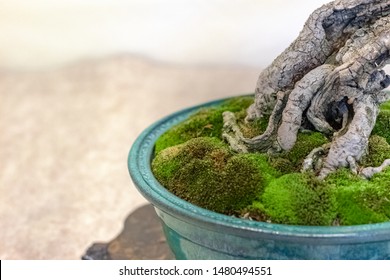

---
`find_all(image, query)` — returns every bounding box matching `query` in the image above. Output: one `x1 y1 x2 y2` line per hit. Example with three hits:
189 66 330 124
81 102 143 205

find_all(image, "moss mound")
152 137 279 213
151 96 390 226
361 135 390 167
325 169 390 225
254 168 390 226
260 173 336 225
372 104 390 144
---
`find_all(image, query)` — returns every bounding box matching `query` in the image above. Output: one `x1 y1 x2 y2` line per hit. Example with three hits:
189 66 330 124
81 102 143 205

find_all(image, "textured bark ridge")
223 0 390 178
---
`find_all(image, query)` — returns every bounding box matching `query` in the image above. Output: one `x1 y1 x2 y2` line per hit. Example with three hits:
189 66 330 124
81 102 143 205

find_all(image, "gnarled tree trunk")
223 0 390 178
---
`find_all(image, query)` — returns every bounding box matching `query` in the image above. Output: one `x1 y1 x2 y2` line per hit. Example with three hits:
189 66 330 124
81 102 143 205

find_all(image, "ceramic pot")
128 96 390 260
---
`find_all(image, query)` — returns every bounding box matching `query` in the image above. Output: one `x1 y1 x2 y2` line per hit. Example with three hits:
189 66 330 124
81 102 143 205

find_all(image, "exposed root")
247 0 390 120
223 0 390 179
243 91 288 153
360 159 390 179
303 147 390 180
318 94 379 179
222 112 248 153
302 144 331 173
277 65 335 150
347 156 358 175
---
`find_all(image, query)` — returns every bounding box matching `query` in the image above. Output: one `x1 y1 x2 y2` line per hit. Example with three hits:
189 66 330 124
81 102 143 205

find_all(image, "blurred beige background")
0 0 329 70
0 0 329 259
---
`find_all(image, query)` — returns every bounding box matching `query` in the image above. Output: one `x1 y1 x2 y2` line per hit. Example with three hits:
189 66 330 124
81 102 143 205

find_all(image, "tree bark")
223 0 390 178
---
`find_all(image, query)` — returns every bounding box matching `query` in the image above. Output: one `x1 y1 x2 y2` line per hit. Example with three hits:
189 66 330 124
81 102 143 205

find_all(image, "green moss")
219 96 255 112
241 154 281 185
155 96 254 153
151 145 187 186
366 168 390 218
260 173 336 225
240 202 270 222
238 116 269 139
286 132 329 165
324 168 362 188
152 137 279 213
332 186 387 225
323 169 390 225
380 99 390 111
267 132 329 172
373 101 390 144
152 96 390 226
360 135 390 167
268 157 295 174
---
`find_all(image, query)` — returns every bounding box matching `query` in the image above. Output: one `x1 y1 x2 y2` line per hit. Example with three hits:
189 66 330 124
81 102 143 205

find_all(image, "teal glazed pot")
128 96 390 260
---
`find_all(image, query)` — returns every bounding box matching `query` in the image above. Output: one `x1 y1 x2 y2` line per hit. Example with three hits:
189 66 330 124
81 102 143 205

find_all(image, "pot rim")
128 94 390 244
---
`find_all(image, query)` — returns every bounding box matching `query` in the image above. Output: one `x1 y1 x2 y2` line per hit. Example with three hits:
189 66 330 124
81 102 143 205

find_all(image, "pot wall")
155 208 390 260
129 95 390 260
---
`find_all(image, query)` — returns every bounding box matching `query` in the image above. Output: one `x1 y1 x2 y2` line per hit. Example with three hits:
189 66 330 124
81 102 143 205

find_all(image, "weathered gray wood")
319 94 380 179
223 0 390 178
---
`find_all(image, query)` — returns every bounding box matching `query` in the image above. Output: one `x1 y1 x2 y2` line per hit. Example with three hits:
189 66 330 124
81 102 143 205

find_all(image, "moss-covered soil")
152 96 390 226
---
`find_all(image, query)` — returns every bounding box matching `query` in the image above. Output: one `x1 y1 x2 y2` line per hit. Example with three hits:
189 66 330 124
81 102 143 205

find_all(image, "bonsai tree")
151 0 390 225
223 0 390 179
